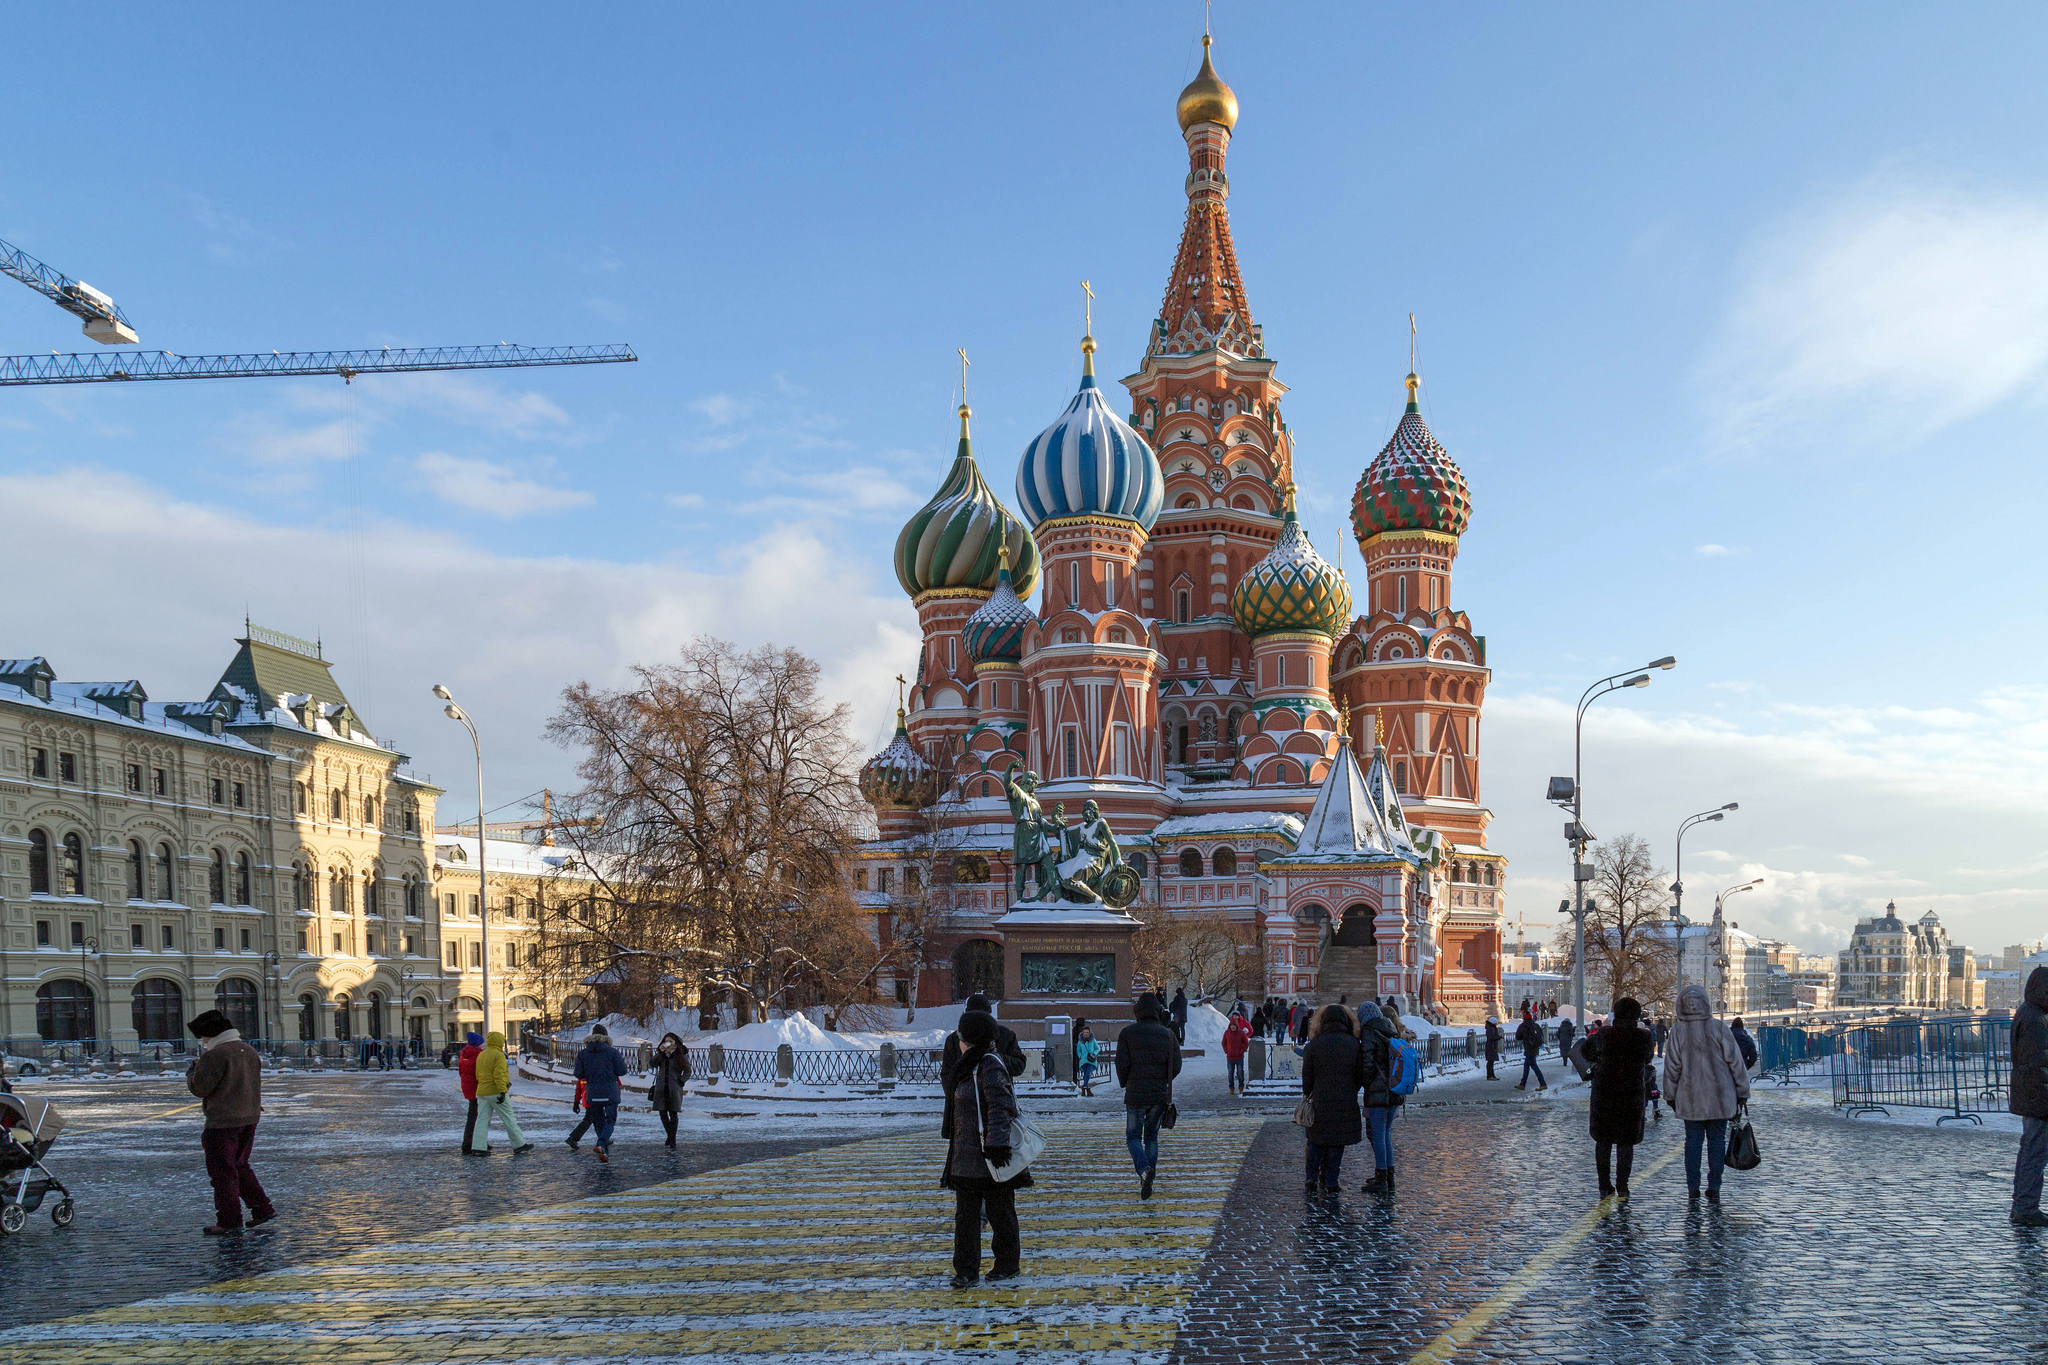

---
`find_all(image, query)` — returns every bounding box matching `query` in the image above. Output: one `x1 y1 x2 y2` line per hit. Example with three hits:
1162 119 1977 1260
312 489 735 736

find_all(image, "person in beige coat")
1662 984 1750 1202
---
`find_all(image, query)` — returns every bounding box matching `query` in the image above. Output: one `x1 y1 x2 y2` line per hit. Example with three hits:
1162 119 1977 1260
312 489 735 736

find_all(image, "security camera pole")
1549 657 1675 1023
434 684 488 1037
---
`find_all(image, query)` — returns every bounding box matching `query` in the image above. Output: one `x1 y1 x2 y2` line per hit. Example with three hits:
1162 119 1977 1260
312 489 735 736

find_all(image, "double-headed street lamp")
1712 878 1764 1013
1672 803 1739 992
1547 656 1676 1023
434 684 489 1037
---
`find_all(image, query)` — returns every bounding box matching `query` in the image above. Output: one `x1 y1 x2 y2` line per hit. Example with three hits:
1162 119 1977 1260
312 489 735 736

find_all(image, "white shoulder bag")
970 1057 1046 1181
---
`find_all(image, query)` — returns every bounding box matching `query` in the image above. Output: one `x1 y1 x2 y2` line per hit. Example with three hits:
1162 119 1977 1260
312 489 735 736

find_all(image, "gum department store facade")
857 41 1508 1023
0 629 596 1054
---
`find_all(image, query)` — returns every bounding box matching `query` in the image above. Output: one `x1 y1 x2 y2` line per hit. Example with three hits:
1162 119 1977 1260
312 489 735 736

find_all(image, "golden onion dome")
1176 35 1238 132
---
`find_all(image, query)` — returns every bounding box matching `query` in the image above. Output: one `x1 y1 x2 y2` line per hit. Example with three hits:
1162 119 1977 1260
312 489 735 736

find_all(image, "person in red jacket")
1222 1012 1253 1095
457 1031 484 1154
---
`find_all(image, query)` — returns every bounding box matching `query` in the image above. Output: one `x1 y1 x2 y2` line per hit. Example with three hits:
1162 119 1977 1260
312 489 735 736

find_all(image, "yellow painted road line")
68 1101 202 1133
1404 1142 1686 1365
3 1115 1264 1365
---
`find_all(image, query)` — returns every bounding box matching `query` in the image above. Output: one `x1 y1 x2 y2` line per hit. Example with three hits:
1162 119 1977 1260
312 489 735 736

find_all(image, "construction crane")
1 235 139 344
0 342 635 386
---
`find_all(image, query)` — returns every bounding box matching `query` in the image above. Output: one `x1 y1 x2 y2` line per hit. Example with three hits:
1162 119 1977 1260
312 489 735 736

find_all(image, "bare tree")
1553 832 1678 1010
545 637 877 1027
884 789 977 1023
1134 903 1255 1006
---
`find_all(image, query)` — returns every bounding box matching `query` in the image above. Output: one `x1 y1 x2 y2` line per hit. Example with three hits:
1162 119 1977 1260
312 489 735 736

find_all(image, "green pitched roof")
216 631 352 714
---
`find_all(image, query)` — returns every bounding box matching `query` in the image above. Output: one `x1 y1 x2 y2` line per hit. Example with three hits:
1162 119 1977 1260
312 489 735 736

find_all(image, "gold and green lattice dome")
1231 499 1353 638
894 405 1041 600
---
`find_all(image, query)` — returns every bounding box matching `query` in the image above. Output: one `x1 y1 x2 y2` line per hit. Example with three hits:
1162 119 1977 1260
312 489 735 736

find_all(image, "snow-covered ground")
558 1003 969 1052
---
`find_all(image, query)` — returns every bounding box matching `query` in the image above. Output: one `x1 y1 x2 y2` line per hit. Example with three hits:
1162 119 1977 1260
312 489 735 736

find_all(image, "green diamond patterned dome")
1232 501 1352 638
894 406 1041 600
1351 375 1472 541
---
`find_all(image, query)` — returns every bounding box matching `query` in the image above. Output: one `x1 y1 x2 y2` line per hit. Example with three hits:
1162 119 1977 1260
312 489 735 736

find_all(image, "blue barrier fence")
1828 1017 2009 1125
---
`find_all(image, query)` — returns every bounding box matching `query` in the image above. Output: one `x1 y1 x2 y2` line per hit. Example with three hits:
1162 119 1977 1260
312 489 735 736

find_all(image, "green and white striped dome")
894 405 1041 600
1232 497 1352 638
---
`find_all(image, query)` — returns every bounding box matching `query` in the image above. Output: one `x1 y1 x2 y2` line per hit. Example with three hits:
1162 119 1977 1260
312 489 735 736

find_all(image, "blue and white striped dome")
1014 339 1164 531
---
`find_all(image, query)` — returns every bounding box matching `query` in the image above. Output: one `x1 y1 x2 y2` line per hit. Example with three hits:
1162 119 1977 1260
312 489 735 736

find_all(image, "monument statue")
1004 773 1138 909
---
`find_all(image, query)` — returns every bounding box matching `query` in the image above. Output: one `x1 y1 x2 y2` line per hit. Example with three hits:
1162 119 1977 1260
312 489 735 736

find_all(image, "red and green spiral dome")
1351 376 1472 542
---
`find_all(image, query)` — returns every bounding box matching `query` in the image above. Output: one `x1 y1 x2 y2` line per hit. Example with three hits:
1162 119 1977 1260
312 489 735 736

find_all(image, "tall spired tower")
1121 36 1300 780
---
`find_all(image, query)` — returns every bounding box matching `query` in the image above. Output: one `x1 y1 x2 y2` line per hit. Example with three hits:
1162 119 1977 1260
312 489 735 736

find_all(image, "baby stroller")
0 1092 71 1231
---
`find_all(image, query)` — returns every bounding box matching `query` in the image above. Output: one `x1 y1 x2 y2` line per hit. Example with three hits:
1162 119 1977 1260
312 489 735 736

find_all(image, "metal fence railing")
1755 1024 1838 1085
1831 1017 2010 1125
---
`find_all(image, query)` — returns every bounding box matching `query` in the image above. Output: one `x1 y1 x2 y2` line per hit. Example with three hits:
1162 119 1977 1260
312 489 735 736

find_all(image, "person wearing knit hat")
566 1025 629 1160
186 1008 275 1235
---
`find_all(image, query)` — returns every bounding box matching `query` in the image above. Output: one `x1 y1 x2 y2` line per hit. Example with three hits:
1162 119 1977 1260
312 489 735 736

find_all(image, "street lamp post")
1712 879 1763 1014
434 685 489 1037
1549 656 1676 1024
1672 803 1739 993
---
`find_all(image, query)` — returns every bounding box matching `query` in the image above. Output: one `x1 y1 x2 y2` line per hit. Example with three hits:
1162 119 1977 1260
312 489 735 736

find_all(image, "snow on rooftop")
1152 810 1304 839
434 833 598 880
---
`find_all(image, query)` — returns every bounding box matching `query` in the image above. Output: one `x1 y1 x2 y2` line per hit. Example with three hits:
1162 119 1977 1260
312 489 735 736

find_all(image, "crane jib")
0 343 637 386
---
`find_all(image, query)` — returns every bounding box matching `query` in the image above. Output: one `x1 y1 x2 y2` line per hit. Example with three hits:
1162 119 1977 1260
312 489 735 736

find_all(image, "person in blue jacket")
566 1024 629 1162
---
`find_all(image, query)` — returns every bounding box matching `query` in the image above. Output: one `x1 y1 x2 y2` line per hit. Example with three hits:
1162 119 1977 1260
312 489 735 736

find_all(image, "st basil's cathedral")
856 38 1506 1024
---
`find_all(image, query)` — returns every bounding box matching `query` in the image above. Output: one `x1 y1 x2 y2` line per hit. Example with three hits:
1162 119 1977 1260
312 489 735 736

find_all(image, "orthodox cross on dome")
1080 280 1098 376
894 673 908 709
957 347 970 410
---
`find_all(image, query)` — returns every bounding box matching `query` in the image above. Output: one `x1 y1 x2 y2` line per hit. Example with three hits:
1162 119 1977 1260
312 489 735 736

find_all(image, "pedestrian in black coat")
1556 1014 1577 1062
941 994 1027 1141
1585 998 1653 1198
648 1032 691 1149
943 1010 1030 1287
2010 967 2048 1224
1299 1005 1365 1192
1483 1017 1502 1079
1115 994 1182 1199
1169 988 1189 1044
1514 1010 1548 1090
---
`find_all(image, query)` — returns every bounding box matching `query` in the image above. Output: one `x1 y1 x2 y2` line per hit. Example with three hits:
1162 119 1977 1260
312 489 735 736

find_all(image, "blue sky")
6 5 2047 955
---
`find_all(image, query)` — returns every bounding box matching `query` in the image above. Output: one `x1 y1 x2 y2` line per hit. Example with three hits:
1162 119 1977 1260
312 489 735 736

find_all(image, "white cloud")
735 465 922 520
415 452 593 517
1695 543 1742 557
0 468 917 816
1700 177 2048 449
1481 685 2048 955
667 492 706 510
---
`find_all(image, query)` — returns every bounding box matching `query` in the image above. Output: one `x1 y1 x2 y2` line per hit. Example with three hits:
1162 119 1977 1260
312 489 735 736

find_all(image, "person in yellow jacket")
472 1031 534 1155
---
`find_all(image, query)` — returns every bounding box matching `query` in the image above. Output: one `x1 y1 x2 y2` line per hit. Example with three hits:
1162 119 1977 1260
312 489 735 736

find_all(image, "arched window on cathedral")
1213 847 1238 877
1179 848 1203 879
1394 762 1407 794
1176 590 1191 622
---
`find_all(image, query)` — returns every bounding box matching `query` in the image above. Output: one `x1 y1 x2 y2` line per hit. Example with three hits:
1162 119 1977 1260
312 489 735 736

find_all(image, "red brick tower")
1120 36 1297 784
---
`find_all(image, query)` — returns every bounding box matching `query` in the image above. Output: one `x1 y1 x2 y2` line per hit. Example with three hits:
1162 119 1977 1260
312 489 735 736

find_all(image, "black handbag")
1161 1102 1178 1129
1724 1109 1760 1171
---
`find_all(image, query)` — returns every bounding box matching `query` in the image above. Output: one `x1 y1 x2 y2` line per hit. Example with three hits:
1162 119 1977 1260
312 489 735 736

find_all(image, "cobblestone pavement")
12 1074 2048 1363
1 1071 894 1324
2 1111 1261 1364
1179 1087 2048 1364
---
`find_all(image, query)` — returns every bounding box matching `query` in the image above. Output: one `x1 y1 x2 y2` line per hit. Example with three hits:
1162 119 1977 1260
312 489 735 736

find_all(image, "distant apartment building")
1836 902 1960 1009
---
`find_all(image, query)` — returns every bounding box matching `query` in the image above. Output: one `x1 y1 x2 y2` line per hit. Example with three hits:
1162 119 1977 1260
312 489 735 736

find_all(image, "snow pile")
1184 1003 1232 1050
563 1003 965 1053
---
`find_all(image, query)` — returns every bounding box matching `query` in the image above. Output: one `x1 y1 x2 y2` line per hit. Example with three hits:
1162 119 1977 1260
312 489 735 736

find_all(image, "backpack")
1388 1036 1422 1095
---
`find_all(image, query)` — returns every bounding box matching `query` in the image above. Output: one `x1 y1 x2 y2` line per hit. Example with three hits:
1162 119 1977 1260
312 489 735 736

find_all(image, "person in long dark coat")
1299 1004 1365 1193
942 1010 1031 1288
941 995 1027 1143
1357 1001 1403 1193
1584 996 1654 1199
1483 1016 1502 1080
648 1032 691 1149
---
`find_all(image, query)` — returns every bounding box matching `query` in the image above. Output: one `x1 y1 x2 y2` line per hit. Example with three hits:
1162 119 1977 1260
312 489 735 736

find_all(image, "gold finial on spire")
1374 709 1386 750
957 347 972 435
1338 699 1352 747
1177 23 1239 132
997 538 1011 571
1080 280 1097 377
1405 315 1421 411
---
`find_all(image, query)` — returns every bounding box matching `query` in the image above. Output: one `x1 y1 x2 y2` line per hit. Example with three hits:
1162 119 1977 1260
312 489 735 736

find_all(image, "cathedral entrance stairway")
1316 944 1376 1004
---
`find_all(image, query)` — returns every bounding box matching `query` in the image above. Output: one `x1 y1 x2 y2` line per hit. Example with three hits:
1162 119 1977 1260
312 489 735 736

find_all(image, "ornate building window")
1213 847 1238 876
131 979 185 1043
28 829 51 895
1179 848 1204 878
209 849 227 905
158 844 177 901
235 852 253 906
60 833 84 896
128 840 146 900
